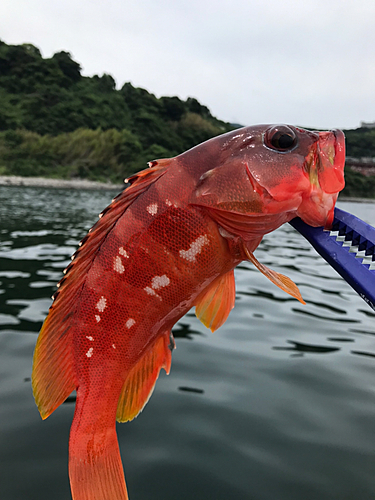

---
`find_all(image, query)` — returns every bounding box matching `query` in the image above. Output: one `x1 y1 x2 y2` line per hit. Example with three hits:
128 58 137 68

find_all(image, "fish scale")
32 124 347 500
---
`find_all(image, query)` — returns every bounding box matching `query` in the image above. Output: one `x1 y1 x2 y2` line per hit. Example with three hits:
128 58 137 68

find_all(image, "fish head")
190 124 345 234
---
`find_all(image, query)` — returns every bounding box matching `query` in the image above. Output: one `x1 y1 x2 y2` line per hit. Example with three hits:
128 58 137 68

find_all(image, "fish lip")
297 129 345 228
332 129 346 170
321 128 346 169
316 129 346 194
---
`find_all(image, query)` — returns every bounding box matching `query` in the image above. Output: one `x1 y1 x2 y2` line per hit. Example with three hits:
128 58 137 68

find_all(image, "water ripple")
0 187 374 500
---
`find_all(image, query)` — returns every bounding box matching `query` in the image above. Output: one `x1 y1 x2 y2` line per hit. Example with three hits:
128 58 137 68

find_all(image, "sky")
1 0 375 130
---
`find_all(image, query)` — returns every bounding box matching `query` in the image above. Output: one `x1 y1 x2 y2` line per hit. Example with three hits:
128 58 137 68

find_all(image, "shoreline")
338 197 375 203
0 175 124 190
0 175 374 203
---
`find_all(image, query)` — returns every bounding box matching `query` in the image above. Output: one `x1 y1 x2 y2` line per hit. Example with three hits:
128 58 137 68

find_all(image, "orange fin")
116 331 173 423
69 437 128 500
125 157 170 184
243 244 306 304
195 270 236 332
69 384 129 500
32 316 76 420
32 162 170 420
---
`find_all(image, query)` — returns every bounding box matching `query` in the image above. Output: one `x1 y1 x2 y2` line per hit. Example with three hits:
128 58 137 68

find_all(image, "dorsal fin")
116 331 173 423
32 161 170 419
62 161 168 303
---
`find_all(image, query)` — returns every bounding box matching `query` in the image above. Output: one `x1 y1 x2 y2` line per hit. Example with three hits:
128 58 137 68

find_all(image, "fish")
31 124 345 500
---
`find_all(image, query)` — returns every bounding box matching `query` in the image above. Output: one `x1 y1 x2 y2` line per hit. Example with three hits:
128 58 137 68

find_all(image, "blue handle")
289 208 375 310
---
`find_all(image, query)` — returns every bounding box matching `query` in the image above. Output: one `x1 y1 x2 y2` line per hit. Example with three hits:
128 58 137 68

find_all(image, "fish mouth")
297 129 346 229
317 129 346 194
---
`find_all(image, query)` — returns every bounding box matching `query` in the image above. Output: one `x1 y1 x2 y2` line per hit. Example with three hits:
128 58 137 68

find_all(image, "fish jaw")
296 189 337 229
296 129 345 229
317 129 346 194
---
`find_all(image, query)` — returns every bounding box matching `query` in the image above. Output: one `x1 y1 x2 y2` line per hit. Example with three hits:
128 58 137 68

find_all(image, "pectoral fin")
243 244 305 304
195 270 236 332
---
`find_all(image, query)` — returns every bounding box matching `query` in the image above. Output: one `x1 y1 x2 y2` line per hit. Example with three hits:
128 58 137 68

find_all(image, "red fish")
32 124 345 499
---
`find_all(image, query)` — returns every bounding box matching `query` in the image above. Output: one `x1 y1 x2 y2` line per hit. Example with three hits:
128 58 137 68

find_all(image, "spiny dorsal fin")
195 270 236 332
32 161 170 420
116 331 173 423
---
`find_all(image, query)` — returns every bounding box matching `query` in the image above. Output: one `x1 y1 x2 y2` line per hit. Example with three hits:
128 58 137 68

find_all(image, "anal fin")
195 270 236 332
116 331 173 423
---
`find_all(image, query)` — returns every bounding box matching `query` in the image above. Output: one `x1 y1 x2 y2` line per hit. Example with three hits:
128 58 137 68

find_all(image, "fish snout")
316 129 346 194
297 129 345 229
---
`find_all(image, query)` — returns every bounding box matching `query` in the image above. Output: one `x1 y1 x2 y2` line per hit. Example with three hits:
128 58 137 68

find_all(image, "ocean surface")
0 185 374 500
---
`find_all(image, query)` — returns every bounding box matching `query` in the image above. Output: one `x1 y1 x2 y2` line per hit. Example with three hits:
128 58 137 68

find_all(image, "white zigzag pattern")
329 230 375 270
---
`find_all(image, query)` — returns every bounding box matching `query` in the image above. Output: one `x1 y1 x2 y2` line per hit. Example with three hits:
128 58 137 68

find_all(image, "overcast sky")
1 0 374 130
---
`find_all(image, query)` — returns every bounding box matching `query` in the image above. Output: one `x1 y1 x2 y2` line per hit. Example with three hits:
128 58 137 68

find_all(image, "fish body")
32 124 345 500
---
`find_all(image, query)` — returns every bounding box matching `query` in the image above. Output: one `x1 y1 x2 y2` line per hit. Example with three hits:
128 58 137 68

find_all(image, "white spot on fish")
119 247 129 258
126 318 136 329
165 198 178 208
112 344 116 349
86 347 94 358
113 255 125 274
151 274 170 289
86 336 94 341
144 274 170 300
179 235 210 263
146 203 158 216
96 296 107 313
95 315 101 323
144 286 160 299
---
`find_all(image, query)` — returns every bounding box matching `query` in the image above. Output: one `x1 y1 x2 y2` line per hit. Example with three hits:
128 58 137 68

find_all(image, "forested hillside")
0 40 233 182
0 39 374 196
341 128 375 198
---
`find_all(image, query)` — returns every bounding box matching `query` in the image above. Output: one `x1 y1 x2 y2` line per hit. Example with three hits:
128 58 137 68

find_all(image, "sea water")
0 185 374 500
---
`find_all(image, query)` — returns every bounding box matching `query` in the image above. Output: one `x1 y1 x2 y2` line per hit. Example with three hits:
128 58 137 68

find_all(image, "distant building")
346 156 375 177
360 121 375 128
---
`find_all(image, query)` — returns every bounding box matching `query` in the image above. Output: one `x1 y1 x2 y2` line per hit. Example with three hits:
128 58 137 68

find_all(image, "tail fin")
69 387 128 500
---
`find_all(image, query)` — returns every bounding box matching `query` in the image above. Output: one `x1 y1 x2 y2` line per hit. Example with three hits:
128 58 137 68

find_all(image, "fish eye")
264 125 298 152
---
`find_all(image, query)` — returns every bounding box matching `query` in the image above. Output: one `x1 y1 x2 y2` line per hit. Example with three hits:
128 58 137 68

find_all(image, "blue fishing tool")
290 208 375 311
